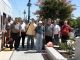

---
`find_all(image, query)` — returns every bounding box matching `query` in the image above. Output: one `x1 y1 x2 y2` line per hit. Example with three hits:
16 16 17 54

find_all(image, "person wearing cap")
35 21 44 52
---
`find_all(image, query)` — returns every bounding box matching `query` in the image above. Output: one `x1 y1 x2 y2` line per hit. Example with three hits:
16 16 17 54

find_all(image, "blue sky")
71 0 80 18
9 0 39 20
9 0 80 19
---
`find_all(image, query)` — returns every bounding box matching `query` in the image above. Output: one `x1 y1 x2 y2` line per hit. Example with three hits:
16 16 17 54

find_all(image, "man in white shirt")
53 20 60 45
20 21 26 48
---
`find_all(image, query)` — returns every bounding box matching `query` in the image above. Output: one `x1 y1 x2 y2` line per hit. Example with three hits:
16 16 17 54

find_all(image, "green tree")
36 0 75 21
69 18 77 28
76 17 80 28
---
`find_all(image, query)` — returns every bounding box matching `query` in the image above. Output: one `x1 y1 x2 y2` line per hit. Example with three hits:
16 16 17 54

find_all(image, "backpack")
61 25 70 36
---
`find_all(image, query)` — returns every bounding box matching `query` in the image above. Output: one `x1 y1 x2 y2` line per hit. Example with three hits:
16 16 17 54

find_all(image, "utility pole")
27 0 31 23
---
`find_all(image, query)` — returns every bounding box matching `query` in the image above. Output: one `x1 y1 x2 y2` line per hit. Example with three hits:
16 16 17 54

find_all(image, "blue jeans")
27 35 34 49
36 33 43 52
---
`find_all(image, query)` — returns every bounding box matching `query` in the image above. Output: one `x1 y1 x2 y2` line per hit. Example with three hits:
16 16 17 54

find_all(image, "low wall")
75 37 80 60
45 46 67 60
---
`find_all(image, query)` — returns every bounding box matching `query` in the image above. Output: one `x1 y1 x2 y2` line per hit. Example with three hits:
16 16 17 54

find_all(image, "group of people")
4 18 72 52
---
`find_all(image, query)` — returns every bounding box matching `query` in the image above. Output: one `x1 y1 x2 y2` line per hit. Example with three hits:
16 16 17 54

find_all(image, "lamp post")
27 0 31 23
23 10 26 20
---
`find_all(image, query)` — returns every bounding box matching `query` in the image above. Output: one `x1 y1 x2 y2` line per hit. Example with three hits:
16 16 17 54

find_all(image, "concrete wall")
45 46 67 60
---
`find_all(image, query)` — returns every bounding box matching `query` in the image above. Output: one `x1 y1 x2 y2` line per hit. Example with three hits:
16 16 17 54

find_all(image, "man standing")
45 18 53 44
53 20 60 45
20 20 26 48
35 21 43 52
11 19 21 51
61 21 72 43
26 18 37 50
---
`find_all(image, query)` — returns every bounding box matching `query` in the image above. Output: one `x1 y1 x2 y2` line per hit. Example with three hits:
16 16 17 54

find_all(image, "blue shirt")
35 25 43 34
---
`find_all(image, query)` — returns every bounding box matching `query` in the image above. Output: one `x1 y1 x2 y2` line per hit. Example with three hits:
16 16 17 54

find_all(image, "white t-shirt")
21 22 26 32
53 24 60 34
15 23 20 30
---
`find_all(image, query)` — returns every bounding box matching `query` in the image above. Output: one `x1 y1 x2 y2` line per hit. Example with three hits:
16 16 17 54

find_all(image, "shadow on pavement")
24 50 37 54
42 53 50 60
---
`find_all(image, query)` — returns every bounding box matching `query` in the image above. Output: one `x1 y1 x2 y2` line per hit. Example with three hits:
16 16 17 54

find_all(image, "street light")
27 0 31 23
23 10 26 20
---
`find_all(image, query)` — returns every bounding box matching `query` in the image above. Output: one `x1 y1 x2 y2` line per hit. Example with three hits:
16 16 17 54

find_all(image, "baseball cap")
39 21 42 23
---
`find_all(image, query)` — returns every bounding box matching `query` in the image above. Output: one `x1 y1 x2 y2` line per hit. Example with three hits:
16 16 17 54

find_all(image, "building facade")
0 0 12 51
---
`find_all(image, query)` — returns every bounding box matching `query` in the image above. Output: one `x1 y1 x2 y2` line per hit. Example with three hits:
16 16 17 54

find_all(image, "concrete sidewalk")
10 50 48 60
0 48 13 60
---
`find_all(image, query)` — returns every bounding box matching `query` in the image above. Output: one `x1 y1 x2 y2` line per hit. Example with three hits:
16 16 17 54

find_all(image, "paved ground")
10 50 49 60
0 50 13 60
0 38 50 60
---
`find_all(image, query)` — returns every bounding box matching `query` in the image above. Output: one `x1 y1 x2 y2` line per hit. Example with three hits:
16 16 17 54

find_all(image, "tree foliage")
69 18 77 28
76 17 80 28
36 0 75 21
